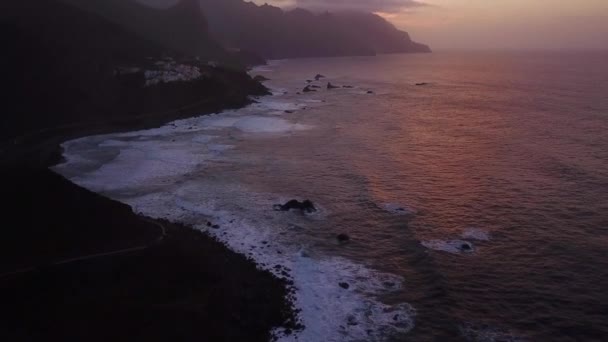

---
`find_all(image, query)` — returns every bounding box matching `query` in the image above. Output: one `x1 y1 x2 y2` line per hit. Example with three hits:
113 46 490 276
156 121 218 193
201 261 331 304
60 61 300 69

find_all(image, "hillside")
59 0 227 61
0 0 266 161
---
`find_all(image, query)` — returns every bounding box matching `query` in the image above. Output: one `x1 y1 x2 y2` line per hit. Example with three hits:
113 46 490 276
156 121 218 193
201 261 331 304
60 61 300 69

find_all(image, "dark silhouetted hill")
0 0 266 160
59 0 229 61
199 0 431 59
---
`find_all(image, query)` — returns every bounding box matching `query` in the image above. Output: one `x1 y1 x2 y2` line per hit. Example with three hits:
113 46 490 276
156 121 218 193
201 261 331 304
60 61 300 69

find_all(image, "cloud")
259 0 429 13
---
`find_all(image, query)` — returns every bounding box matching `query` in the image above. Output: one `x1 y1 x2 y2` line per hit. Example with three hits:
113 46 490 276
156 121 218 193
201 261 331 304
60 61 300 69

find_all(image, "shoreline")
54 62 421 341
0 71 299 340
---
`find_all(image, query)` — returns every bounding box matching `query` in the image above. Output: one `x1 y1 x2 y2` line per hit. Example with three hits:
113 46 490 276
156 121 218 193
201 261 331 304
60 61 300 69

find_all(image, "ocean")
54 51 608 341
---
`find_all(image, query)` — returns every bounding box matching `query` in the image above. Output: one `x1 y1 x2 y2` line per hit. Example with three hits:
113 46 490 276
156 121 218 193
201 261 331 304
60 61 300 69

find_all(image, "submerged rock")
366 90 374 94
339 282 350 289
415 82 428 86
274 199 317 213
327 82 340 89
460 242 472 251
303 85 316 93
314 74 326 80
337 233 350 242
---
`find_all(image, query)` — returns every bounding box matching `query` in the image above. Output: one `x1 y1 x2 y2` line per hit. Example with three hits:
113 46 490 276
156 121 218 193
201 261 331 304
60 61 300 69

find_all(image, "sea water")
55 51 608 341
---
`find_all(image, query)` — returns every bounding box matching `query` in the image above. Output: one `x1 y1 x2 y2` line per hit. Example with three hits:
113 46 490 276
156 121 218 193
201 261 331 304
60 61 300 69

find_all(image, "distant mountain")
198 0 431 59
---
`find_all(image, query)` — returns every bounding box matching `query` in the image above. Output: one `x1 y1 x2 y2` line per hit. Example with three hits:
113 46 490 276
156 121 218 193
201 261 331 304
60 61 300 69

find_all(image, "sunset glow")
254 0 608 49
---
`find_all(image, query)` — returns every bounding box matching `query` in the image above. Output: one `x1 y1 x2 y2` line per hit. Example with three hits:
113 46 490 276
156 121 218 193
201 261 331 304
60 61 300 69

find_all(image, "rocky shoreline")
0 63 301 339
0 167 297 342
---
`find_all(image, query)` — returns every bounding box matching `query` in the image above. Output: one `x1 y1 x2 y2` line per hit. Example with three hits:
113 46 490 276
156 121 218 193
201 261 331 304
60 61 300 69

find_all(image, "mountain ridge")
198 0 431 59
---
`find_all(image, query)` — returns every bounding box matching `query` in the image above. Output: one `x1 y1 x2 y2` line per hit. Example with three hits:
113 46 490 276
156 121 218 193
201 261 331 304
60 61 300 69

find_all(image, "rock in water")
302 85 316 93
314 74 326 80
273 199 317 213
459 242 473 251
339 282 350 289
327 82 340 89
337 233 350 242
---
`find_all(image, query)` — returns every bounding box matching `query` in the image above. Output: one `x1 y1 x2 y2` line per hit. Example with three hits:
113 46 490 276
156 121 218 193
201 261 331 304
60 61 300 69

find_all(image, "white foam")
56 150 416 341
196 115 242 130
382 203 417 216
461 228 491 241
254 99 303 112
251 66 273 73
54 64 414 341
207 144 235 153
234 116 310 133
191 134 216 144
421 240 475 254
119 182 416 342
268 87 290 96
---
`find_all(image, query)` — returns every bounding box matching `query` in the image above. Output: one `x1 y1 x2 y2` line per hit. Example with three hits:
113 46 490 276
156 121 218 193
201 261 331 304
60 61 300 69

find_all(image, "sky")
252 0 608 50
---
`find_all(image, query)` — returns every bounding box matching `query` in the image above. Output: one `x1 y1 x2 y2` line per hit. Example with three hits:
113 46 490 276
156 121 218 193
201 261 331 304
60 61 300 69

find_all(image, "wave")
53 77 416 341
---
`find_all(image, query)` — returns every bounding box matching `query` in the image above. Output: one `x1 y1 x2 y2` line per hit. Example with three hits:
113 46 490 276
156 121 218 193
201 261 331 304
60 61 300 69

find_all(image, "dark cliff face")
59 0 227 61
199 0 431 59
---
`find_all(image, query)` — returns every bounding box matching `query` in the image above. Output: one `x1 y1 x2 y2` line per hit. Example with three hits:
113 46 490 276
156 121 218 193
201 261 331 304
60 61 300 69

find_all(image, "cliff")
58 0 216 59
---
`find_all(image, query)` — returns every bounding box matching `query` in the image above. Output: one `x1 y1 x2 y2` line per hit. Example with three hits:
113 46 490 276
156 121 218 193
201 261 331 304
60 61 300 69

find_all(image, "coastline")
0 71 298 340
54 59 419 341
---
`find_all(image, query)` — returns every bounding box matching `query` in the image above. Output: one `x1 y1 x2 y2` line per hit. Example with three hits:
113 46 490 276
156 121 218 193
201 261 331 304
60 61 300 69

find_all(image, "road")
0 218 167 280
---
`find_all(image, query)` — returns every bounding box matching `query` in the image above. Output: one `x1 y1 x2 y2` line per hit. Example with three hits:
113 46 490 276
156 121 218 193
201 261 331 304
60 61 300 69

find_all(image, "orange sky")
254 0 608 49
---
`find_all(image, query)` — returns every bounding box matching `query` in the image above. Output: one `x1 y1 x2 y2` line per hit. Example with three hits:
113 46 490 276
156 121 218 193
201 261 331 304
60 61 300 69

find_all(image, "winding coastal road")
0 218 167 280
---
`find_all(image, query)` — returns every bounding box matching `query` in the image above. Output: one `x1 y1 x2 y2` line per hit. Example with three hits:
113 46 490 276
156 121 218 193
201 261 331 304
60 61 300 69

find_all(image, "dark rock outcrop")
327 82 340 89
274 200 317 214
337 233 350 242
460 242 473 251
